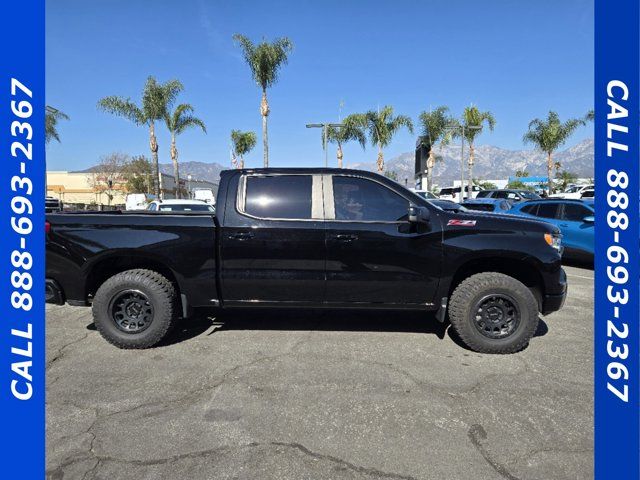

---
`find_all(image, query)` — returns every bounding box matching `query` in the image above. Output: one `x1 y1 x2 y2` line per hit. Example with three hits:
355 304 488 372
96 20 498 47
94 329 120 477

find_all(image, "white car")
147 199 215 212
438 185 483 202
125 193 157 211
550 184 594 199
192 188 216 205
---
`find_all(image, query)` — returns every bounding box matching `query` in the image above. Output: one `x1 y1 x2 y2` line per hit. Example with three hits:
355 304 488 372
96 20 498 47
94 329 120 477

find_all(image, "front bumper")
541 268 567 315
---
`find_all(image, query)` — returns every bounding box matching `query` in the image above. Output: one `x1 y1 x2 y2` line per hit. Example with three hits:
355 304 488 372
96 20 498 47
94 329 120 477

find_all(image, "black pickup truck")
46 168 567 353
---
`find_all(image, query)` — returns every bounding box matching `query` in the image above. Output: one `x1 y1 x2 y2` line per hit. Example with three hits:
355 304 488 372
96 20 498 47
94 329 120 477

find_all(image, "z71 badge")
447 219 477 226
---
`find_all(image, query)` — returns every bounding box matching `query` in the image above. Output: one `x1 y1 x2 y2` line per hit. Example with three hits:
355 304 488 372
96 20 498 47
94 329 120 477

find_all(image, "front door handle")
228 232 254 241
330 234 358 242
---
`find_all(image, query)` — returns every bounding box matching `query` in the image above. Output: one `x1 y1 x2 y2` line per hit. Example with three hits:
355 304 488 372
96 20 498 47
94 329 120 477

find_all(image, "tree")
122 155 153 194
98 76 183 197
90 152 128 205
165 104 206 198
474 179 497 190
231 130 258 169
522 111 586 194
419 106 454 191
326 114 366 168
355 106 413 172
506 179 535 191
453 106 495 199
515 170 529 177
45 107 69 144
384 170 399 181
555 170 578 192
233 34 293 167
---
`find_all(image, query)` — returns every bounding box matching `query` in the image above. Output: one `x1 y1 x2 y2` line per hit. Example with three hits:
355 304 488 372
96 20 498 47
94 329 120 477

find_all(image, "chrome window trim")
236 173 323 222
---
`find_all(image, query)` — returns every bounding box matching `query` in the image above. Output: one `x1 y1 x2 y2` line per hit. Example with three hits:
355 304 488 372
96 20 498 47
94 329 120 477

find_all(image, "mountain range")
81 138 594 186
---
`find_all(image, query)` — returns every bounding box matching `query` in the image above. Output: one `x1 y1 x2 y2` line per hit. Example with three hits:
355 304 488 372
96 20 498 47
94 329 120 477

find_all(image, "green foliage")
452 105 496 144
98 76 184 126
418 106 453 149
231 130 258 157
515 170 529 177
474 179 497 190
45 107 69 144
165 104 206 136
122 155 153 193
522 111 586 154
233 34 293 91
555 170 578 191
326 114 367 148
506 180 535 191
384 170 399 181
354 106 414 149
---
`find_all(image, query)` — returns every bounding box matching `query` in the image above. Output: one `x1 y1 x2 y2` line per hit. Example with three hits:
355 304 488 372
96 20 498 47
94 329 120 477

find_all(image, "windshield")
519 191 541 199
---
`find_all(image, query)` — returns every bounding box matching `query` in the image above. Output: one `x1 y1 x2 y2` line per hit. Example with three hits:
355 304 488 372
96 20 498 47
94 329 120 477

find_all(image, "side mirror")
583 215 595 223
408 204 430 223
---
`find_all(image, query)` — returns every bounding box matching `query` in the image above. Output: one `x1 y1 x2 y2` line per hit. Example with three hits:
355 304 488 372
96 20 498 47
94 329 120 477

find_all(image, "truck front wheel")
448 272 539 354
92 269 178 349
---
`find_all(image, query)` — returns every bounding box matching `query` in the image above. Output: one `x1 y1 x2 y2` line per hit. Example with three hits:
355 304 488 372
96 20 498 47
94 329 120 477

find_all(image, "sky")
46 0 594 171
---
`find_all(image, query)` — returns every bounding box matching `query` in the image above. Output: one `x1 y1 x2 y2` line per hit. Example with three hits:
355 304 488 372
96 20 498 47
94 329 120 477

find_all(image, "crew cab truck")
46 168 567 354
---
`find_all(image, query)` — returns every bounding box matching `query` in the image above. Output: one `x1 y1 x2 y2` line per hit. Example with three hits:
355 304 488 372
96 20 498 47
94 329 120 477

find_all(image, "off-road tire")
448 272 539 354
92 269 177 349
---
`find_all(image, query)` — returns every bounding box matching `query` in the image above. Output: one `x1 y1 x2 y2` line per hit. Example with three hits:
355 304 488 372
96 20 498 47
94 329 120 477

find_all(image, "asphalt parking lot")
46 265 593 480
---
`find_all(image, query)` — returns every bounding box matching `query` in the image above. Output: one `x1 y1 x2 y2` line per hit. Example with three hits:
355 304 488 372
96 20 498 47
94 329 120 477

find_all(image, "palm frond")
231 130 258 157
233 34 293 90
97 96 145 125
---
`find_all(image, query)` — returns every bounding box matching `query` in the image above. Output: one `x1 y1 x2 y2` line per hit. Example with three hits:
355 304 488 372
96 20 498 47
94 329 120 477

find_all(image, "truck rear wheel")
448 272 539 354
92 269 177 349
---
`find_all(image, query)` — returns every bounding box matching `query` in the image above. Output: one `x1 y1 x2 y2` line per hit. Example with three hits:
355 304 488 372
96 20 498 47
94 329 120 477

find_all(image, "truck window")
244 175 313 219
332 176 408 222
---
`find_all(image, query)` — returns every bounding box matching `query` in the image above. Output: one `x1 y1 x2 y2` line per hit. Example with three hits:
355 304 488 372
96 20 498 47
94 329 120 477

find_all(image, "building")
46 171 218 207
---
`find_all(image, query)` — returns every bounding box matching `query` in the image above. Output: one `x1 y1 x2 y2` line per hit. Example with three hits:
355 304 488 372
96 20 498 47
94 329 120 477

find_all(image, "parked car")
125 193 156 211
438 185 483 202
409 188 437 200
146 199 215 212
462 198 513 213
475 189 541 203
46 168 567 354
549 184 594 199
45 196 62 213
193 188 216 205
508 199 594 261
580 188 594 199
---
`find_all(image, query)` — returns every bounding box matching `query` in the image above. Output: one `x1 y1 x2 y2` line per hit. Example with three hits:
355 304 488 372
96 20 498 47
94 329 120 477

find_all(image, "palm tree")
98 76 183 197
455 106 496 199
418 106 453 191
326 114 367 168
356 106 413 172
233 34 293 167
523 111 586 194
231 130 258 169
45 107 69 144
556 170 578 192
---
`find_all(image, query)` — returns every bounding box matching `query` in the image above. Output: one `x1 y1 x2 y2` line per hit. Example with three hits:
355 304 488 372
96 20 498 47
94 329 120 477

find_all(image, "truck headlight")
544 233 562 251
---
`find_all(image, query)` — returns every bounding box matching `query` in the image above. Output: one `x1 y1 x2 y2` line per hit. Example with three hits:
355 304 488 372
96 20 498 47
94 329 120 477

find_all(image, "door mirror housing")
583 215 595 223
408 205 430 223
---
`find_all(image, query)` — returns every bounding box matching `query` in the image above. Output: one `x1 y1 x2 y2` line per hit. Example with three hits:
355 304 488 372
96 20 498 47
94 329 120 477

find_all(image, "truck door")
220 173 326 305
324 174 442 307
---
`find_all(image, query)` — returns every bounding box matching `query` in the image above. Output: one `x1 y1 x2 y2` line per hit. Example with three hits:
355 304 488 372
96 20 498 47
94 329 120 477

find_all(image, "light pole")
306 123 345 167
444 124 481 201
187 174 192 199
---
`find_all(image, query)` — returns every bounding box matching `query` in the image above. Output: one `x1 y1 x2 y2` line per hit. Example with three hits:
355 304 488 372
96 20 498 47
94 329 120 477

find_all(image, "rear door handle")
228 232 254 241
330 234 358 242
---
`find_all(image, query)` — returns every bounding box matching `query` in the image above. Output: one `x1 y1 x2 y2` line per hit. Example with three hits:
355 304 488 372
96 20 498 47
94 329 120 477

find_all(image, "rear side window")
244 175 312 219
536 203 560 219
333 176 408 222
499 201 511 211
465 204 493 211
520 204 538 215
475 191 490 198
561 203 592 221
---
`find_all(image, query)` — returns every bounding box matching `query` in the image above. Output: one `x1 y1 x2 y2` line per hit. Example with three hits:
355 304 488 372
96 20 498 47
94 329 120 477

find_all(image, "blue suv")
509 199 594 261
